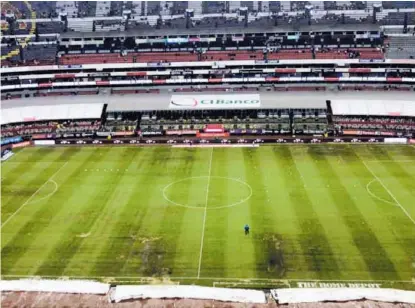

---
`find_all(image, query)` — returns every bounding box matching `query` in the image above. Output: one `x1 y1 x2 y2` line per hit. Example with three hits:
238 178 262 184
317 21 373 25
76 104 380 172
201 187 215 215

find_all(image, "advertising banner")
97 131 112 137
12 141 31 148
166 130 198 135
255 60 279 65
360 131 378 136
384 138 407 144
141 131 163 136
34 140 56 146
166 38 188 44
32 134 56 139
1 150 14 161
81 133 95 137
342 130 394 136
196 132 230 138
1 136 22 145
112 131 135 136
230 129 276 135
380 131 396 136
204 124 224 133
359 59 384 63
169 94 261 110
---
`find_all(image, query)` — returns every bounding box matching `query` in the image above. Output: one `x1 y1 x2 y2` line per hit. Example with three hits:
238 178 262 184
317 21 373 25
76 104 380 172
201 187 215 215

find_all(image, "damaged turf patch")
76 232 91 238
140 239 172 277
262 233 286 276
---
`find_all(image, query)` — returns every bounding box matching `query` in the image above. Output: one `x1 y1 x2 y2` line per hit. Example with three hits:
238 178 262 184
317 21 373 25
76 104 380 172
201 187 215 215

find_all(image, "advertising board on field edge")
34 140 56 146
384 138 407 144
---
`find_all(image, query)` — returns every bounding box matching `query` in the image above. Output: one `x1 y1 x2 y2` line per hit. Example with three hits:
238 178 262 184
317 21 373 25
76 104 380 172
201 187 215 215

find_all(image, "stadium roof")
3 91 415 114
1 103 104 125
331 99 415 117
104 92 330 111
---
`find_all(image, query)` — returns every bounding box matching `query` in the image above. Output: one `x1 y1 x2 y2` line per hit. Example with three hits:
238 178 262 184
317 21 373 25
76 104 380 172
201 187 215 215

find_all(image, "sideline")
1 274 413 284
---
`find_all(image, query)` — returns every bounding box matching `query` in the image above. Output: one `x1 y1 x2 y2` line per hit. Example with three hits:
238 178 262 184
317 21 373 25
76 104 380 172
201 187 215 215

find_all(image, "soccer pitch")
1 145 414 289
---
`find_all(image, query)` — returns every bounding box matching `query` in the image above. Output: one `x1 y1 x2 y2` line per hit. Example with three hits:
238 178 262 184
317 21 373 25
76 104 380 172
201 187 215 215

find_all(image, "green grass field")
1 145 414 289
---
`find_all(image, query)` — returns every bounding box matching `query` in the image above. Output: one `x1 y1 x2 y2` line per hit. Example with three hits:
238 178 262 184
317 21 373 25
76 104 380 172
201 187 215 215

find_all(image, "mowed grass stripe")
289 146 372 280
345 147 415 280
1 147 59 186
201 148 259 278
120 148 205 277
225 148 257 279
4 148 113 275
363 146 415 222
34 147 139 276
160 149 207 277
1 147 88 274
272 146 341 279
242 148 286 279
333 147 412 278
196 148 228 278
1 148 82 222
116 148 188 276
366 146 415 219
344 147 415 251
62 147 148 276
90 147 175 276
366 146 415 196
1 147 83 239
256 147 309 279
307 146 400 281
208 148 256 279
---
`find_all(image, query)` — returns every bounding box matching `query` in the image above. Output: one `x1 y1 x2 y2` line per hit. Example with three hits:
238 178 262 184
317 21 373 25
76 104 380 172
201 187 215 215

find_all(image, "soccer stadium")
1 1 415 306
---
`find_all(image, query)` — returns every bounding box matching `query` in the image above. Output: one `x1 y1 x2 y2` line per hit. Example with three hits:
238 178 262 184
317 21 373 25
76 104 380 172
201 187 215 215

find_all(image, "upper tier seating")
58 48 384 65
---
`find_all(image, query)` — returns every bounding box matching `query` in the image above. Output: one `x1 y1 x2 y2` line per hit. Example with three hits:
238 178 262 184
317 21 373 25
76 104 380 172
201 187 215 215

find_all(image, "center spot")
163 176 252 209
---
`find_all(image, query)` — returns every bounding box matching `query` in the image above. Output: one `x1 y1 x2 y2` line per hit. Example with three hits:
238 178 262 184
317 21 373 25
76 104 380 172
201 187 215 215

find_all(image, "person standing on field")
244 224 250 235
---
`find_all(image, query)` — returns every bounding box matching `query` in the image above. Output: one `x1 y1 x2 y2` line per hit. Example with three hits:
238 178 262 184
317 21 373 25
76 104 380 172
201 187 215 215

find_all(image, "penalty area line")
362 160 415 226
1 161 68 229
197 147 213 279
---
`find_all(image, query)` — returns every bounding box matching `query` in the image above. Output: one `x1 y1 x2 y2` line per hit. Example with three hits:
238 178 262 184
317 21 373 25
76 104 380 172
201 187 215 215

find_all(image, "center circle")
162 176 252 209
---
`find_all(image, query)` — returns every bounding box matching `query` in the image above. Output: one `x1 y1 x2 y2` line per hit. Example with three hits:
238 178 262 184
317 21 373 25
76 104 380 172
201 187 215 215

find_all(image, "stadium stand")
2 4 415 308
1 1 415 143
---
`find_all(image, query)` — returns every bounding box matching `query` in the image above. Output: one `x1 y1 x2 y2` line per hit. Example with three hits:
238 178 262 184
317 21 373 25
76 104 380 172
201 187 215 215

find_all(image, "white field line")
362 160 415 226
1 274 413 284
366 179 397 206
213 281 289 287
197 147 213 279
1 162 68 229
25 180 59 205
214 281 292 288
